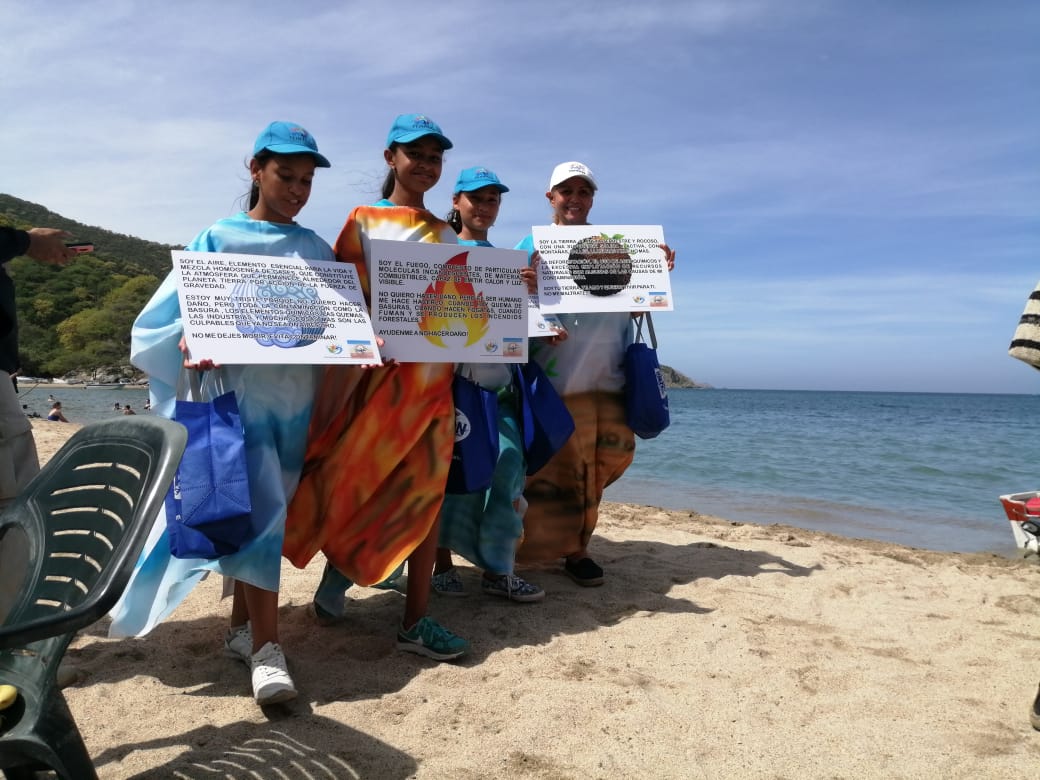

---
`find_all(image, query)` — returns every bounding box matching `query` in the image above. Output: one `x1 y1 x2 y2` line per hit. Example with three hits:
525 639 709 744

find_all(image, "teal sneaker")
396 616 470 661
371 562 405 591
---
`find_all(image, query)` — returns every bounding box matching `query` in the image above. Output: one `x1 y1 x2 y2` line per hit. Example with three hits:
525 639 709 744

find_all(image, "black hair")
381 143 400 200
245 150 276 210
445 205 463 234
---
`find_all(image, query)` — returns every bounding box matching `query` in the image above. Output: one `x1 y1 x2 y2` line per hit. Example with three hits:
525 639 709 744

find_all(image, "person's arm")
659 243 676 271
0 227 31 264
26 228 74 265
1 226 73 266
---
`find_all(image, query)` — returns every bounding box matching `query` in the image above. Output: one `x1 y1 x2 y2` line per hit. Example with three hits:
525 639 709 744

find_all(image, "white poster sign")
528 295 563 337
532 225 674 313
173 250 380 365
370 240 528 362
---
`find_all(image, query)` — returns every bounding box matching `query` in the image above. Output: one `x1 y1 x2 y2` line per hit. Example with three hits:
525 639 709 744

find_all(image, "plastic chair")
0 416 186 780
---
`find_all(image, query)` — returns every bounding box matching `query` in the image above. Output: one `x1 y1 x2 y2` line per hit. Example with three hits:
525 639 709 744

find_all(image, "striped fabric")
1009 284 1040 370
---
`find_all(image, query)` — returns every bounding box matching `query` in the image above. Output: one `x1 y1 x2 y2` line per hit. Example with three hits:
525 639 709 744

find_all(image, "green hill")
0 193 178 277
1 194 175 378
661 365 711 389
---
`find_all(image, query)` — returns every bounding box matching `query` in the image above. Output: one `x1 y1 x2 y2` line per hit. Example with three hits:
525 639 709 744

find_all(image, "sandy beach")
26 421 1040 778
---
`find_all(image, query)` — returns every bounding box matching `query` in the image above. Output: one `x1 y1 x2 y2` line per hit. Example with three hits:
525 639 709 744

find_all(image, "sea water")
18 385 152 425
26 384 1038 556
605 389 1040 556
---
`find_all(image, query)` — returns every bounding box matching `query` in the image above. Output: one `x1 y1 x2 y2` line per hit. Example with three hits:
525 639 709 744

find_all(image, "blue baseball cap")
386 113 453 150
454 167 510 194
253 121 331 167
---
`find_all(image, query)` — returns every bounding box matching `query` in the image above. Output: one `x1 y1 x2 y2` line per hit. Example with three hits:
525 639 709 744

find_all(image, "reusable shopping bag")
624 312 670 439
1008 281 1040 371
446 371 499 494
165 369 254 559
515 360 575 475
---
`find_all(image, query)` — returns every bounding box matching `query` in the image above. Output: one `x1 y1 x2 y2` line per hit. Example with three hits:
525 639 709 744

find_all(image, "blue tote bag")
515 360 575 475
165 369 255 559
446 370 499 494
624 312 670 439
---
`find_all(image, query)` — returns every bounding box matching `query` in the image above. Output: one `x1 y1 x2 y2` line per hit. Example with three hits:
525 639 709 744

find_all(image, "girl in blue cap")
284 114 470 661
110 121 335 706
432 167 549 602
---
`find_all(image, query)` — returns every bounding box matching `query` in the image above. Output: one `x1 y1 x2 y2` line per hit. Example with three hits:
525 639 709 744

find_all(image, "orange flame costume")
283 205 456 584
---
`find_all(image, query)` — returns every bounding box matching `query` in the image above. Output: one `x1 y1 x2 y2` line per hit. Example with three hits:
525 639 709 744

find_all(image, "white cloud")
2 0 1036 391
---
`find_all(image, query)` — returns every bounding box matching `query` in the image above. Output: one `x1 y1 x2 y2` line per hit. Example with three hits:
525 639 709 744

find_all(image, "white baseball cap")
548 161 597 191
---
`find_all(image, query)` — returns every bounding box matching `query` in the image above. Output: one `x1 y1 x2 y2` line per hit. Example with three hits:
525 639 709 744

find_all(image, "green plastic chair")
0 416 186 780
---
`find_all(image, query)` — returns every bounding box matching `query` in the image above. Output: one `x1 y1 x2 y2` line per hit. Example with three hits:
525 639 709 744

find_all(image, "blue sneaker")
482 573 545 603
431 567 466 597
396 616 470 661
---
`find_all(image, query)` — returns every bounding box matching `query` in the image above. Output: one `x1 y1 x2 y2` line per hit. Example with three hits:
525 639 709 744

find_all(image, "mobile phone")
66 242 94 253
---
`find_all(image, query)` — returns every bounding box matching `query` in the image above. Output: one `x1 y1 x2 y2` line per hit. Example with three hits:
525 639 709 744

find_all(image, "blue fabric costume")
109 212 334 637
436 238 526 575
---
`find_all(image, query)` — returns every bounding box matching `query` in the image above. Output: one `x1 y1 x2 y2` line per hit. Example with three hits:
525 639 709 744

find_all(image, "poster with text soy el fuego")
369 239 529 363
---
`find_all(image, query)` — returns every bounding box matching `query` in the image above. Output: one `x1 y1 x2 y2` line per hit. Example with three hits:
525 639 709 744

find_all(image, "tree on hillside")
53 275 160 373
1 195 179 375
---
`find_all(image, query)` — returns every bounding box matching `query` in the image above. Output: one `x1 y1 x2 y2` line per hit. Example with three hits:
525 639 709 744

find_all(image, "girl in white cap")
514 162 676 586
110 121 335 706
284 114 470 661
431 167 552 603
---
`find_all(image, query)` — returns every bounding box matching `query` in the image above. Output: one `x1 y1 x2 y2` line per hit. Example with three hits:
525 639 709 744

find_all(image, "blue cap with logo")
253 121 331 167
386 113 453 150
453 166 510 194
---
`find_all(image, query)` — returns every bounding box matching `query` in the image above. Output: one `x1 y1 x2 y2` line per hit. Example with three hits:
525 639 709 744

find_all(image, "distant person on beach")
108 120 335 707
431 166 553 603
46 401 68 422
0 226 73 505
284 113 469 661
514 162 676 586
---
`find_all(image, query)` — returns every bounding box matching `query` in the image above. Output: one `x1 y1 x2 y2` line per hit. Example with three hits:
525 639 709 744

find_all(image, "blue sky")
3 1 1038 393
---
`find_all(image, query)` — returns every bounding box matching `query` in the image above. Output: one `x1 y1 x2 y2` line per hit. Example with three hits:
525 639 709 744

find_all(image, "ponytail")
381 142 399 200
445 207 462 234
244 150 275 210
380 169 396 200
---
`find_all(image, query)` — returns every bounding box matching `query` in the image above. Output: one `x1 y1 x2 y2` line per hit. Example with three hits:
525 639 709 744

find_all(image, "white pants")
0 378 40 508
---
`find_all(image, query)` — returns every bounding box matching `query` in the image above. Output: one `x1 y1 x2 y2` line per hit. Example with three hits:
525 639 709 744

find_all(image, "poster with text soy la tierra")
172 251 380 365
532 225 674 314
369 240 528 363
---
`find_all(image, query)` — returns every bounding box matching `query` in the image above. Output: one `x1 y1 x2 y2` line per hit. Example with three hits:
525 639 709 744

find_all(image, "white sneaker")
250 642 297 705
223 623 252 665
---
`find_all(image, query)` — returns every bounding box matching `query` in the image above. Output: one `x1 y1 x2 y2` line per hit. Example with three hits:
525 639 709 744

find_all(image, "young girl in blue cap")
110 121 335 706
432 167 550 602
284 114 470 661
